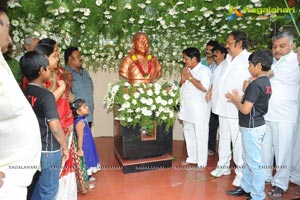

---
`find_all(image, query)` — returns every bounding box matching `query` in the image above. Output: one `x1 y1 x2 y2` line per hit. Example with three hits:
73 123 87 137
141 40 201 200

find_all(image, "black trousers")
208 112 219 152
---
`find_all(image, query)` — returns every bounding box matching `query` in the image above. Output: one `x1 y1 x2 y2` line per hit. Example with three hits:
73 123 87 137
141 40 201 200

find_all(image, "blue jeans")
31 151 61 200
240 125 266 200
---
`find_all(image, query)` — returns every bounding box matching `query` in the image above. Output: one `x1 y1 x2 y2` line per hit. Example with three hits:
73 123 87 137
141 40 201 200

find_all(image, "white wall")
90 70 184 140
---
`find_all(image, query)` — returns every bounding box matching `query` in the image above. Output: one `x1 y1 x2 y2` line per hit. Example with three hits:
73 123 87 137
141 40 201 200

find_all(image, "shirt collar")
273 51 296 64
66 65 82 74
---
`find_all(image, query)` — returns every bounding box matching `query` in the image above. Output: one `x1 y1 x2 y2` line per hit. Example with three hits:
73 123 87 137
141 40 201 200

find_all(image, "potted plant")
103 80 180 159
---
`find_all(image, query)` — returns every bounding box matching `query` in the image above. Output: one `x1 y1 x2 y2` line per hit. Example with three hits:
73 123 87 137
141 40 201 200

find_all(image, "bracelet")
78 147 82 149
188 76 193 81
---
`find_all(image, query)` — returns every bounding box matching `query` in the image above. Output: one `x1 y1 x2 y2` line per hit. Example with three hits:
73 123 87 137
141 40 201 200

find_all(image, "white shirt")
211 59 226 114
179 63 211 123
265 51 300 122
0 49 41 187
212 49 251 118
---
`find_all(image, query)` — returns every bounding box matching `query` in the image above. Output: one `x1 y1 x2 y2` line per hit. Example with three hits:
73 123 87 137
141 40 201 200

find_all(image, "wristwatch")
188 76 193 81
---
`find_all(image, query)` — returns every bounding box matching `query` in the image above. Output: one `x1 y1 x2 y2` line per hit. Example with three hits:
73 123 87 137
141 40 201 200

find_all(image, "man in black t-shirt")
225 50 272 200
20 51 69 200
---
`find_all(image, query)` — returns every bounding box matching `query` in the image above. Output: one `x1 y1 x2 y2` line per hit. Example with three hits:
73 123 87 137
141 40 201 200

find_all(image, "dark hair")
0 4 7 26
64 47 79 64
206 40 220 48
228 31 248 49
212 45 228 59
70 99 86 118
248 50 273 71
20 51 49 81
0 3 7 14
39 38 57 47
182 47 201 62
35 43 54 57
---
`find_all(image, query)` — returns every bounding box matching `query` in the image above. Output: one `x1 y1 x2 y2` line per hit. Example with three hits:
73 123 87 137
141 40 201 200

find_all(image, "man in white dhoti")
210 31 251 195
262 31 300 199
0 6 41 200
179 47 211 169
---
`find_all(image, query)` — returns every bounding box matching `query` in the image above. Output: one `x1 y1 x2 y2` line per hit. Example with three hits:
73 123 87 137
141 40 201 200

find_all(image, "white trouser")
261 121 297 191
183 120 209 168
290 121 300 185
216 116 243 186
0 178 26 200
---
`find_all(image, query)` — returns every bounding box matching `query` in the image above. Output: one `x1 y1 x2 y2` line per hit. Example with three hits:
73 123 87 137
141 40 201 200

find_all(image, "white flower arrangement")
103 81 180 132
7 0 291 75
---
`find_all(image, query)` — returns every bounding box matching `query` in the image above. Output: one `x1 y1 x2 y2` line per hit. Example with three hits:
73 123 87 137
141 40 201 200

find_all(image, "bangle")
188 76 193 81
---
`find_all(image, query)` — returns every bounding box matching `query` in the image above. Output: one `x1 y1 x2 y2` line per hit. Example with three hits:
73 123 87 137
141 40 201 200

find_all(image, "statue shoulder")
120 55 134 67
151 55 161 67
151 55 159 60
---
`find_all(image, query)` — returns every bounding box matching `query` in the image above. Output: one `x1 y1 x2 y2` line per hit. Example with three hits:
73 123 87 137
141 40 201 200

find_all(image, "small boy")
225 50 272 200
20 51 69 200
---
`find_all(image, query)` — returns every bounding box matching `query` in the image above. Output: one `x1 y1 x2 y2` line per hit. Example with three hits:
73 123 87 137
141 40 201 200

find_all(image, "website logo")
228 4 297 15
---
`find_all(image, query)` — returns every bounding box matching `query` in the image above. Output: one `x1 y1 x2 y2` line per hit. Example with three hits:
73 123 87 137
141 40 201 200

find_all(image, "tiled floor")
78 137 300 200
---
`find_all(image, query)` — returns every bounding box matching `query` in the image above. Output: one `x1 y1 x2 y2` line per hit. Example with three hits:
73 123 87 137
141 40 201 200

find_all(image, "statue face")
133 33 149 54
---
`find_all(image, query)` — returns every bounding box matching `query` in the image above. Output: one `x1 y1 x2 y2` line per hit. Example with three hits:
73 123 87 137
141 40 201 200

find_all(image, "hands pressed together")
225 88 242 105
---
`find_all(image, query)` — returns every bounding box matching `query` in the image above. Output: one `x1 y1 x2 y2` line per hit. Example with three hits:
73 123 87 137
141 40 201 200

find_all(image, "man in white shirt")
201 40 221 156
205 45 228 156
179 47 211 168
0 7 41 200
262 31 300 199
210 31 251 196
290 46 300 196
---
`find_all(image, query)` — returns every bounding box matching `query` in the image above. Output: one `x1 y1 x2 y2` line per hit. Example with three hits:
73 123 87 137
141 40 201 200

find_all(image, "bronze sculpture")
119 32 162 84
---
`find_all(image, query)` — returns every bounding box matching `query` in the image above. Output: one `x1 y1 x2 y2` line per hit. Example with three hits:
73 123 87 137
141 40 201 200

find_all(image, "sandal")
268 186 284 199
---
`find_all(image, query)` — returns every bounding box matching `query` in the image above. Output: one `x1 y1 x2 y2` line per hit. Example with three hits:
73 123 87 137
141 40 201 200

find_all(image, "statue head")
132 32 149 55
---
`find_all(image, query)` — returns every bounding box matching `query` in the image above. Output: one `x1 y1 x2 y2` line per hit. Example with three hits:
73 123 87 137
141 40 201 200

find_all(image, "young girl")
71 99 101 184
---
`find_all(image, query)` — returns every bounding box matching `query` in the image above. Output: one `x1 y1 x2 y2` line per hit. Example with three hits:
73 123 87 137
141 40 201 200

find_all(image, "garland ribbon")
132 54 153 78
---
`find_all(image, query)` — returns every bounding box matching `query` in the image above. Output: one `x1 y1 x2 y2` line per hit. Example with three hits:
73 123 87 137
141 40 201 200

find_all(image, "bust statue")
119 32 162 84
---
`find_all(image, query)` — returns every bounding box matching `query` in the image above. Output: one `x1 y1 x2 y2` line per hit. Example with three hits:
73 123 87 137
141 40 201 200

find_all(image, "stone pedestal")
113 120 173 173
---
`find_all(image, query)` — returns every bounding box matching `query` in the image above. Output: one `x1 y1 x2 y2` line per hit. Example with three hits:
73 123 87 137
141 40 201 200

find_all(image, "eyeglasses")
226 40 236 45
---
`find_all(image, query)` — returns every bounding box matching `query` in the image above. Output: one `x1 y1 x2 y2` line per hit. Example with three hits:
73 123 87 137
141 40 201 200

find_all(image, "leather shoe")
226 187 250 197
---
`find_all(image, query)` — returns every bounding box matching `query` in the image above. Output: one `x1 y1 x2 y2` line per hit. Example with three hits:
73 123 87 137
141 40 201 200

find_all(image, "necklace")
131 53 153 79
46 72 56 91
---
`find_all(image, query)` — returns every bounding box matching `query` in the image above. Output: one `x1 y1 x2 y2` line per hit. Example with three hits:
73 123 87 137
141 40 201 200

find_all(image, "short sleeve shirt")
239 76 272 128
25 84 60 151
65 65 94 122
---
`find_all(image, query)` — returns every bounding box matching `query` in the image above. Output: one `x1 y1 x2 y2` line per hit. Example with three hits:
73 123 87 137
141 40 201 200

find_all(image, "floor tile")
78 137 300 200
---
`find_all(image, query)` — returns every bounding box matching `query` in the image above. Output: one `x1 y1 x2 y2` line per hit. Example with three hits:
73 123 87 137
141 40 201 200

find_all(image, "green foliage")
7 0 300 75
